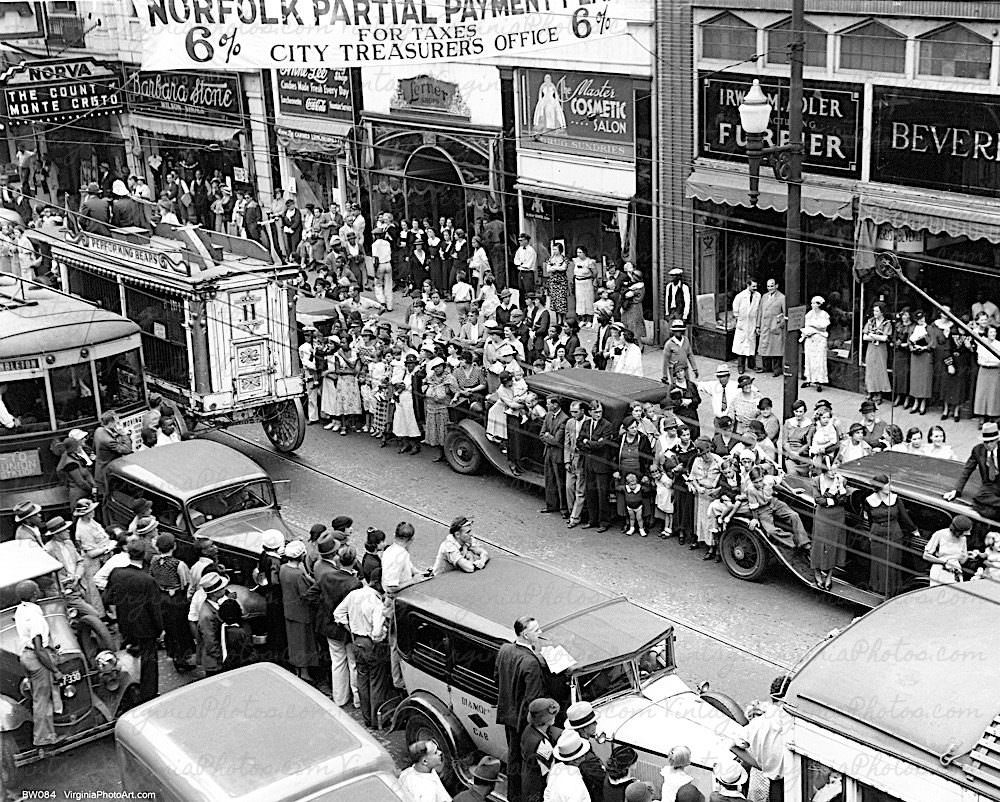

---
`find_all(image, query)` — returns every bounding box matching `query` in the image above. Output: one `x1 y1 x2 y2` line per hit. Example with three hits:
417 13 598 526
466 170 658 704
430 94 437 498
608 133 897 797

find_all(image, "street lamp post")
737 0 804 419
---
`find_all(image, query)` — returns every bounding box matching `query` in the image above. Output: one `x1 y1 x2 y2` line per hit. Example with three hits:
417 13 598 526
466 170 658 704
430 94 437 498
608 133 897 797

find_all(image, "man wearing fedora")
196 571 232 677
945 421 1000 521
13 500 44 546
79 181 110 235
699 364 740 431
521 697 562 802
42 516 84 591
454 756 502 802
710 758 749 801
564 700 607 802
306 535 363 708
545 730 593 802
662 319 699 381
106 537 163 701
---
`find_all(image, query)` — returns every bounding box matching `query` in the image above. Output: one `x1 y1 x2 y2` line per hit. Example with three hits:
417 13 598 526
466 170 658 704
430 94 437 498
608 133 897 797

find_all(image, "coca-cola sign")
519 68 635 162
133 71 242 124
276 68 353 122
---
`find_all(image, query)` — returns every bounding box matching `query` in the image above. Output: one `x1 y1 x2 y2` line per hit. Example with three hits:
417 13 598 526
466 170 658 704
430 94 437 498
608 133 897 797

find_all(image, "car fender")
450 419 508 474
0 696 31 732
698 690 748 727
390 690 477 758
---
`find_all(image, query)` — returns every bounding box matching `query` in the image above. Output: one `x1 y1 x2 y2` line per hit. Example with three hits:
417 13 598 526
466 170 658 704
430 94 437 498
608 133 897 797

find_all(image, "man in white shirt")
398 740 451 802
0 382 20 430
513 232 538 308
664 267 692 325
735 674 798 800
371 227 393 311
433 516 489 575
334 570 388 726
381 521 428 688
698 363 739 428
298 326 320 423
15 580 63 746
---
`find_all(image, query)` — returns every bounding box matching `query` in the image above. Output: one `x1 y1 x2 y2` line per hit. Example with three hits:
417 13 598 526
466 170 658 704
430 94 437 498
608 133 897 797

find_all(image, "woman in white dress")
391 354 422 454
800 295 830 390
611 329 645 377
532 74 566 131
486 370 528 445
573 246 597 326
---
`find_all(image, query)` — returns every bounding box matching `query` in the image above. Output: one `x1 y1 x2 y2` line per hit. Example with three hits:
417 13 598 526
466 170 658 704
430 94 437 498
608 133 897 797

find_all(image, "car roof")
837 451 993 522
0 541 63 590
107 441 268 501
398 554 672 671
115 663 396 801
303 773 405 802
527 369 671 423
784 580 1000 799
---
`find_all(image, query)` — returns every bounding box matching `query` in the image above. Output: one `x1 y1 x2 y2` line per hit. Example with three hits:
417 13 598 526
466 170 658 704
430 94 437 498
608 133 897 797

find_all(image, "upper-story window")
919 23 991 79
840 20 906 73
702 13 757 61
767 18 828 68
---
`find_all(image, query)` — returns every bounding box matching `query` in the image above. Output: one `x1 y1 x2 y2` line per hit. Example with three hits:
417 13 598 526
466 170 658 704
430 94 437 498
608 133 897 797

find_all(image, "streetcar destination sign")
135 0 626 69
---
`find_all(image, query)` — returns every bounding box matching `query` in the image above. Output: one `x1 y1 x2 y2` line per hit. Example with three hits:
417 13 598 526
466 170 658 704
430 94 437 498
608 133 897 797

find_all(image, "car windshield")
574 637 674 704
188 480 274 527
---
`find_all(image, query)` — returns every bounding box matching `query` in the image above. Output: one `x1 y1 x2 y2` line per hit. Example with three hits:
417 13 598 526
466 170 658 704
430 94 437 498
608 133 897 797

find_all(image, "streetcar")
779 579 1000 802
0 276 147 538
28 221 307 454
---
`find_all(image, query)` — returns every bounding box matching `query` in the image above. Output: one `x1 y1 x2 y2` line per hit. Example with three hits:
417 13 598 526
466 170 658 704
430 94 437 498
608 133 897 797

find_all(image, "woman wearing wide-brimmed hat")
73 497 112 615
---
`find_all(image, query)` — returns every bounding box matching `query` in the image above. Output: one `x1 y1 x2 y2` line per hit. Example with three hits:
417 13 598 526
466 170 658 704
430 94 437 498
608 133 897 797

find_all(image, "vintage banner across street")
136 0 625 69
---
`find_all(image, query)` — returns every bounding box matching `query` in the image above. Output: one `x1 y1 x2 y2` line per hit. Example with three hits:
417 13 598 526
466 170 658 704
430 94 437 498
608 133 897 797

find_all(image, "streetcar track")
218 429 794 672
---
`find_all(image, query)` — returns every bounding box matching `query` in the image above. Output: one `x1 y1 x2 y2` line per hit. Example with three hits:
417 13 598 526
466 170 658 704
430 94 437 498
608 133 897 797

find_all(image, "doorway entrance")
404 146 467 231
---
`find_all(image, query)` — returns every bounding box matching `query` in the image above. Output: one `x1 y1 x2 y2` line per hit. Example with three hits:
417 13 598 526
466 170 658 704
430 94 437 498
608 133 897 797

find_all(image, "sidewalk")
364 287 984 458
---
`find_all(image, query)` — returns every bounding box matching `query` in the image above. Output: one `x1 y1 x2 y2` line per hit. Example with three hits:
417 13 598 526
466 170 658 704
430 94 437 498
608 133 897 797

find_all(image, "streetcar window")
802 757 844 802
96 349 144 413
858 783 903 802
0 378 50 433
50 363 97 427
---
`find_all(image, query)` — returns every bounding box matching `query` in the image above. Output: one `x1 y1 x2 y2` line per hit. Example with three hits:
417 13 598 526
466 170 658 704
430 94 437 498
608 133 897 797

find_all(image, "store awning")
131 113 243 143
685 167 854 220
514 181 631 209
276 126 344 156
858 184 1000 245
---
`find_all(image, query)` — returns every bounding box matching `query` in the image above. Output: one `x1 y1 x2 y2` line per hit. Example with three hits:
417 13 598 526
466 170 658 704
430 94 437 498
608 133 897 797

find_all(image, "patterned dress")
423 370 458 447
325 351 362 416
545 254 569 315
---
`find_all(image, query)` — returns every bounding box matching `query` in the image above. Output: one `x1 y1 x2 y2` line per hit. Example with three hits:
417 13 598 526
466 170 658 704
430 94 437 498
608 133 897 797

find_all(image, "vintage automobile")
0 541 140 787
389 553 749 799
780 579 1000 801
116 662 406 801
103 440 292 585
443 367 672 486
719 450 997 608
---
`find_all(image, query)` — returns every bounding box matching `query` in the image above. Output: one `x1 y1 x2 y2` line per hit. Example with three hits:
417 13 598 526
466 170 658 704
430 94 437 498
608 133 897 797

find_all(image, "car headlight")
19 677 32 700
63 682 76 699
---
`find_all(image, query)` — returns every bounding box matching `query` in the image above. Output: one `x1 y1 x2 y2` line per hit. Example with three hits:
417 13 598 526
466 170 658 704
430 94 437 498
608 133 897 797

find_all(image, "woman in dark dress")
892 308 913 407
863 473 920 597
425 228 445 294
254 532 287 664
810 458 849 590
562 317 581 360
670 363 702 440
941 330 973 422
671 424 698 545
907 309 937 415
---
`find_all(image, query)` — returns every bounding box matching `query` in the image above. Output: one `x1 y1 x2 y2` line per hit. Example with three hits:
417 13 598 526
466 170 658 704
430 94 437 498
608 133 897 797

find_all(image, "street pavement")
30 412 856 796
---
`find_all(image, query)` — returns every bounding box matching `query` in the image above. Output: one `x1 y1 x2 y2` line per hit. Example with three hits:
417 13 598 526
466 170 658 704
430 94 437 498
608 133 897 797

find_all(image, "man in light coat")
539 396 569 516
756 278 787 377
564 401 588 529
732 278 761 374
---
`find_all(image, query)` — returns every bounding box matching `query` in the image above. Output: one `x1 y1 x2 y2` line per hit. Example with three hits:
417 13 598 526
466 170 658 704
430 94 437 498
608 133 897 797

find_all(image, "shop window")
801 756 844 801
50 363 96 428
701 13 757 62
767 19 828 67
919 24 991 79
0 377 50 433
95 348 144 415
840 21 906 73
124 287 189 387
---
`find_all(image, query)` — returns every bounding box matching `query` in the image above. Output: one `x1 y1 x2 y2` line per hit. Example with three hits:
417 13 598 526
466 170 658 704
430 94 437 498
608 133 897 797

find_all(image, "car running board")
14 721 116 767
764 532 884 608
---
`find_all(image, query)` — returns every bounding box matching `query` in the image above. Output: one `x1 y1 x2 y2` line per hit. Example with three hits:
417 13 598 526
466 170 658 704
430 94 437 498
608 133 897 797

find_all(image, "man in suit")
565 402 589 529
79 182 110 235
306 536 362 707
495 615 549 802
526 293 550 362
578 400 616 532
539 396 569 516
592 313 614 370
194 571 231 675
93 410 133 500
106 537 163 701
458 306 486 345
13 501 44 546
243 194 263 244
945 421 1000 520
281 199 303 258
756 278 787 377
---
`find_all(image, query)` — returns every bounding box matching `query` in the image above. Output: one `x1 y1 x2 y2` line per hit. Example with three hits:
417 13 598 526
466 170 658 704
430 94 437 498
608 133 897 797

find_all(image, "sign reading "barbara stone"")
700 72 862 178
276 68 353 121
519 68 634 161
133 71 242 124
872 87 1000 198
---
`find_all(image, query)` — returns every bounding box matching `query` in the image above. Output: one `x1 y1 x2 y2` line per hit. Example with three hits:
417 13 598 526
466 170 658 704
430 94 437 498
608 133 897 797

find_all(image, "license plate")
61 670 82 686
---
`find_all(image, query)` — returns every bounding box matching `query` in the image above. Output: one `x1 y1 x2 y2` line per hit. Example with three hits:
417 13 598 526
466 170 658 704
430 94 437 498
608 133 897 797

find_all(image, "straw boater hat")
72 498 99 517
13 501 42 523
553 730 590 762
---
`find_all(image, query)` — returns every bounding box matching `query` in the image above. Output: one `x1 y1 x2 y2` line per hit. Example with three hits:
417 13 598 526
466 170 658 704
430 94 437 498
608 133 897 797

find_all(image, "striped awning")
685 166 855 220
